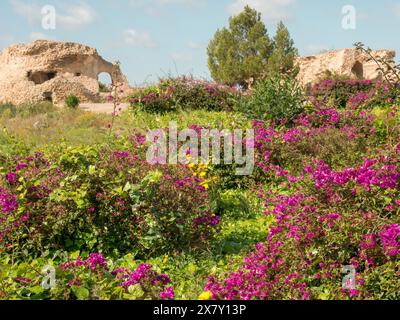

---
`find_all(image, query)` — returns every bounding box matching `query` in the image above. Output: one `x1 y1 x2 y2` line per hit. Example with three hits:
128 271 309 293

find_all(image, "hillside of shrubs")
0 71 399 300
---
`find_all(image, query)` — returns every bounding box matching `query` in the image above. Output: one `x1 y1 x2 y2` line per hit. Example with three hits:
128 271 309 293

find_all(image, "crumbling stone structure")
0 40 130 105
296 48 396 89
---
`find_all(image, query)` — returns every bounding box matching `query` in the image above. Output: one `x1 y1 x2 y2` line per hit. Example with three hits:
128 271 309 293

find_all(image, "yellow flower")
162 255 169 264
198 291 213 300
198 172 207 178
200 182 209 190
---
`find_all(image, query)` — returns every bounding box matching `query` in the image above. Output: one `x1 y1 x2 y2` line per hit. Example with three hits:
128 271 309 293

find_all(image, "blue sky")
1 0 400 85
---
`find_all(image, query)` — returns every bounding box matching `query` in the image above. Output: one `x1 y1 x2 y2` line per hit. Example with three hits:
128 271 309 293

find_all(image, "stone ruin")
0 40 130 105
296 48 396 89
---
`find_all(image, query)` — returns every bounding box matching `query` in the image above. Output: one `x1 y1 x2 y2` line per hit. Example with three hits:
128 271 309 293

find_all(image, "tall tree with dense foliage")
267 21 299 75
207 6 273 87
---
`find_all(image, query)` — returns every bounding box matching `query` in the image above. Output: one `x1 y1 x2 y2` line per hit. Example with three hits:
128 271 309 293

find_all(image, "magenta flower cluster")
0 188 18 214
115 263 174 300
61 253 107 271
193 212 221 227
5 173 18 185
379 224 400 257
305 158 400 191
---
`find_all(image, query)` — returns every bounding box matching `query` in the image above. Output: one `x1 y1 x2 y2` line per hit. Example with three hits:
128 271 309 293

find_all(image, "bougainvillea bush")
205 102 400 300
0 135 219 259
129 76 241 113
311 79 400 109
0 252 175 300
206 152 400 300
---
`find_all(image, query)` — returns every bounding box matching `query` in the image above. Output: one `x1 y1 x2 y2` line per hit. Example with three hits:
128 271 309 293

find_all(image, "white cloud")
11 0 41 24
57 4 96 27
124 29 158 48
171 52 193 61
228 0 295 21
11 0 96 28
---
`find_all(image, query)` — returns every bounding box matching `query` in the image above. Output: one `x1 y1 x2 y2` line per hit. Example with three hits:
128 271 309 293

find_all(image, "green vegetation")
64 95 80 109
237 73 306 122
0 76 399 300
207 6 298 87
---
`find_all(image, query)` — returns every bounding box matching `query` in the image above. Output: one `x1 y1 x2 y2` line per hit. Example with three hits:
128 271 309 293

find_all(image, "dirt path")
79 103 130 114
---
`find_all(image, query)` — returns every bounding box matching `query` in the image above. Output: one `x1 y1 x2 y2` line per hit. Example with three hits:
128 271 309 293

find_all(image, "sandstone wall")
296 48 396 89
0 40 130 105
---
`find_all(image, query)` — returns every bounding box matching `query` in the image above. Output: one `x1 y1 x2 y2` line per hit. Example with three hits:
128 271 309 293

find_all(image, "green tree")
207 6 273 87
267 21 299 75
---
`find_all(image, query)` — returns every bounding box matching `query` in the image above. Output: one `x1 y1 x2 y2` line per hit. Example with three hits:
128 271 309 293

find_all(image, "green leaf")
70 251 80 259
127 284 144 298
88 165 96 175
123 182 132 192
72 286 90 300
30 286 44 294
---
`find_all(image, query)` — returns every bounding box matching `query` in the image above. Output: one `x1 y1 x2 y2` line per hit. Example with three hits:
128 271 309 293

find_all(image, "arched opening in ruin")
351 61 364 79
98 72 112 93
28 71 57 85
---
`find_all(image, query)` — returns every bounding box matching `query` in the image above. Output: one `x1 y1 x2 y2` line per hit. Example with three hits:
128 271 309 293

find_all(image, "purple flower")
360 234 378 250
122 264 153 288
14 277 32 284
193 213 221 227
160 286 174 300
67 279 82 287
86 253 107 270
0 188 18 213
111 267 130 278
16 163 28 171
5 172 18 185
379 224 400 257
156 274 171 285
113 150 130 158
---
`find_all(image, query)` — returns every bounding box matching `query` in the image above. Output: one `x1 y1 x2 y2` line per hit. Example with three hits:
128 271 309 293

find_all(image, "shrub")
252 105 382 175
205 98 400 300
65 95 80 109
99 82 110 93
371 106 400 145
0 253 174 300
206 152 400 300
213 190 263 219
129 77 240 113
0 139 219 258
0 103 17 118
311 79 400 109
237 74 305 123
311 79 375 108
